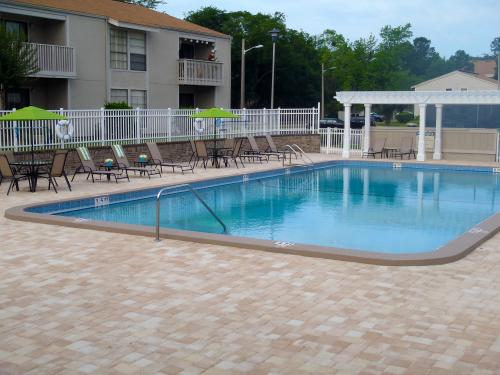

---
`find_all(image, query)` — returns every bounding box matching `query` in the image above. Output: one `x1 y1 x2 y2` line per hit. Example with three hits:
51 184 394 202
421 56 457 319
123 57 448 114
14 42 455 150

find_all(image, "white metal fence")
319 128 364 156
0 107 319 151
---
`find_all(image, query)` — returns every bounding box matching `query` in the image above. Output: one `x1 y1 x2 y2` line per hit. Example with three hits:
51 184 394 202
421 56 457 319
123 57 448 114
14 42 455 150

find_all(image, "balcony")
27 43 76 79
178 59 222 86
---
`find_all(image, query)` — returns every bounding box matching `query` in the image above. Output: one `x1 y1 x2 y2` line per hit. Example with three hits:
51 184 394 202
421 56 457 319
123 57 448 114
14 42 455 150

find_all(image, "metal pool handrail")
292 144 314 165
155 184 227 241
282 144 314 167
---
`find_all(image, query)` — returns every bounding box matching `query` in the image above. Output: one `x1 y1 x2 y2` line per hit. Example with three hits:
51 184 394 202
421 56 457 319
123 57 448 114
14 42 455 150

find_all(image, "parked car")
351 114 376 128
370 112 385 122
319 118 344 128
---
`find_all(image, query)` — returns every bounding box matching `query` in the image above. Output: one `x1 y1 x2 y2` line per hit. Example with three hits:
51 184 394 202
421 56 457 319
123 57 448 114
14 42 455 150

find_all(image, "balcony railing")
27 43 76 78
178 59 222 86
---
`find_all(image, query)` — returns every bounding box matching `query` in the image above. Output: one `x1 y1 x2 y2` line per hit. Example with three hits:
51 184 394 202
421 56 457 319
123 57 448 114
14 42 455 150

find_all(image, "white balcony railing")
27 43 76 78
178 59 223 86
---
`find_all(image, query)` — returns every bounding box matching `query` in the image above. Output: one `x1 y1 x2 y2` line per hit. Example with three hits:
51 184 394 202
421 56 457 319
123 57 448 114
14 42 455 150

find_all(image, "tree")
186 7 321 108
112 0 164 9
446 50 474 72
0 26 39 109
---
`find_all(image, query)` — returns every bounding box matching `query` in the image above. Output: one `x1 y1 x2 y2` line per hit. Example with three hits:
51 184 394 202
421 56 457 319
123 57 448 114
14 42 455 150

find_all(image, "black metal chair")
38 150 72 193
0 154 30 195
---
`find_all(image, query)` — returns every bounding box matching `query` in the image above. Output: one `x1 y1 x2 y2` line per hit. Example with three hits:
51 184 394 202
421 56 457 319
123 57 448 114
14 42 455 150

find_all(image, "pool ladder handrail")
155 184 227 241
282 144 314 167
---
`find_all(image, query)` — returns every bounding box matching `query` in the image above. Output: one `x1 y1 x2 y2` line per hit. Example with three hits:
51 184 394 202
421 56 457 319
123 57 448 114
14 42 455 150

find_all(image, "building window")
110 89 128 104
4 20 28 41
130 90 147 108
446 88 452 91
461 88 468 91
110 28 128 70
110 28 146 71
129 31 146 71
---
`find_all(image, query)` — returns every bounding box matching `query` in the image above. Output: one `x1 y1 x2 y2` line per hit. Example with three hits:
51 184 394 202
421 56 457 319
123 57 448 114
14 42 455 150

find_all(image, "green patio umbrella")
190 108 240 156
0 106 67 165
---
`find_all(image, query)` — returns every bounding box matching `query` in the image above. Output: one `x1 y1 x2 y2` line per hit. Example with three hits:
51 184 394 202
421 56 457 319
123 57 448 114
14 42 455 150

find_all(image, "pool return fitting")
155 184 227 241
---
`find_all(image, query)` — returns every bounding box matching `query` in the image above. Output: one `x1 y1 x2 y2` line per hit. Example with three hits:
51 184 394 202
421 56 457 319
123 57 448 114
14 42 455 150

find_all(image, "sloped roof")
412 70 498 89
8 0 228 38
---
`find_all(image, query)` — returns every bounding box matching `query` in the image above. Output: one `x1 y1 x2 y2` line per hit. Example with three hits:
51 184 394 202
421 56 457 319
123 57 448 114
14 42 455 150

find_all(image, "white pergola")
334 90 500 161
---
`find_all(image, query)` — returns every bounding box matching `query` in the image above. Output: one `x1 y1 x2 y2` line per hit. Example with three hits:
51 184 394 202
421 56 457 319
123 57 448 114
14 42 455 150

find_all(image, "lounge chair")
221 138 245 168
0 153 30 195
394 137 416 159
363 138 386 158
243 136 271 163
265 134 295 160
146 143 193 174
111 144 161 179
72 146 130 183
38 150 72 193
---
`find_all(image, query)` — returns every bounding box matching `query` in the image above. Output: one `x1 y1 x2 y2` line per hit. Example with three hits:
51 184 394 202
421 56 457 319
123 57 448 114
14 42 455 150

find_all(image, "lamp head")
269 28 280 43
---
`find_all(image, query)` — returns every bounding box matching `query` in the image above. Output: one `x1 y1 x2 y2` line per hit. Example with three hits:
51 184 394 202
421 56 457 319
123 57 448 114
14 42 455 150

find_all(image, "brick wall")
10 134 320 172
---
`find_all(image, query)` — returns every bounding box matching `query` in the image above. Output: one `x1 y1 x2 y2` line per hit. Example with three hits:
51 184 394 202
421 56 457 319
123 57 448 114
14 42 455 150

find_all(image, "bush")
395 111 414 123
105 102 132 110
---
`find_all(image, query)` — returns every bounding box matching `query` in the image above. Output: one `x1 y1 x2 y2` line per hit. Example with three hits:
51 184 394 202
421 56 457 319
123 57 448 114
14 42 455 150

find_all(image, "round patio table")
11 160 51 192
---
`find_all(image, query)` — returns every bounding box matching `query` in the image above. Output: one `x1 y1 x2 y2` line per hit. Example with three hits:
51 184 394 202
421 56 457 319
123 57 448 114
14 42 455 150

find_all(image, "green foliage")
186 7 321 108
112 0 164 9
185 7 484 112
395 111 414 123
0 25 39 109
105 102 132 109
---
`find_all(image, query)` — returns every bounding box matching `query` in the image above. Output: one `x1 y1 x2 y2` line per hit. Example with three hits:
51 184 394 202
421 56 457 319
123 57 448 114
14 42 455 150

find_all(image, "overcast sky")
161 0 500 58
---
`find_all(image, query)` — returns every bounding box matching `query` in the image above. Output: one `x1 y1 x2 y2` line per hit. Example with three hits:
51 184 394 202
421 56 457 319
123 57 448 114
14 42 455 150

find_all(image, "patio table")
11 160 51 192
207 145 232 168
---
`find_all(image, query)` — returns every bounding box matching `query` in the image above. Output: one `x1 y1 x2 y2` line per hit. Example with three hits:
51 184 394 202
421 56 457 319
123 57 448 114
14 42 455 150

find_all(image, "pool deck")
1 155 500 374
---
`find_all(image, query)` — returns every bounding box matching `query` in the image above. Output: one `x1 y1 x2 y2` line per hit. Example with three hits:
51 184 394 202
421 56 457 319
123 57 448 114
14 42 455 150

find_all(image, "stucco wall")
67 13 108 109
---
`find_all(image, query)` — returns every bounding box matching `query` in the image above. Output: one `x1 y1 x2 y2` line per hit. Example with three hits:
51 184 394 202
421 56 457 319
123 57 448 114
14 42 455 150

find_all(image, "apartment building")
0 0 231 110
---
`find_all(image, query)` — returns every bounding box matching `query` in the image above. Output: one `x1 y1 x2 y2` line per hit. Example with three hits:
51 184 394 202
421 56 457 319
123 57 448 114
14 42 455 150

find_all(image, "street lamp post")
240 38 263 108
321 64 335 118
269 28 280 109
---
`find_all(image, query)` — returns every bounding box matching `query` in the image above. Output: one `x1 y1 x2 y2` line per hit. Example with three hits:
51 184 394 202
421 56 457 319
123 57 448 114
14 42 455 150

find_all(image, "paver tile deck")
1 155 500 374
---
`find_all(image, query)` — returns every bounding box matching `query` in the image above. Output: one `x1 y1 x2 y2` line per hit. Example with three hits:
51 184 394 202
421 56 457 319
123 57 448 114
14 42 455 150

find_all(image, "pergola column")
363 104 372 155
417 103 427 161
433 104 443 160
342 104 352 158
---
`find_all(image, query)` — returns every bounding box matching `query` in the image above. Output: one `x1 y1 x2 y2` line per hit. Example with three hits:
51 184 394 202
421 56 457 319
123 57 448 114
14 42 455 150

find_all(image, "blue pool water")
57 164 500 254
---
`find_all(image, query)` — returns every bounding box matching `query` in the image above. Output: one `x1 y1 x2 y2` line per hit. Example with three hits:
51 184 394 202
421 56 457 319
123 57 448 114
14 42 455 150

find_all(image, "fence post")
167 108 172 142
12 108 18 152
135 107 141 143
316 102 320 134
263 108 267 136
59 108 64 148
326 127 331 154
100 107 105 146
277 107 281 135
241 108 246 136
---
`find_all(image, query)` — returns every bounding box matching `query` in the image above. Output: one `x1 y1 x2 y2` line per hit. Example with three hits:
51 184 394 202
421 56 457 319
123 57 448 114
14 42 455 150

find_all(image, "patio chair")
242 136 271 163
194 140 216 169
38 150 72 193
111 144 161 179
72 146 130 183
394 137 416 159
0 153 30 195
189 140 197 165
146 143 194 174
363 138 386 158
221 138 245 168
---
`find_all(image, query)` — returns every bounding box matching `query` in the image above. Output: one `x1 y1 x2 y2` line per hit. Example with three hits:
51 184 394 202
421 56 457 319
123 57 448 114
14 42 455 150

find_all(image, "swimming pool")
9 161 500 265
